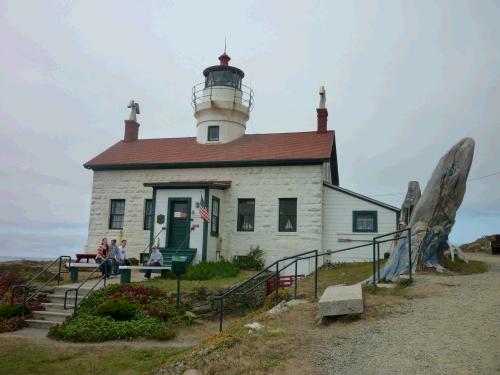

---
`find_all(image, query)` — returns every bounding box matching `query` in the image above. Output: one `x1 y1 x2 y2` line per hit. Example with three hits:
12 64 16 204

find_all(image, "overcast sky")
1 1 499 258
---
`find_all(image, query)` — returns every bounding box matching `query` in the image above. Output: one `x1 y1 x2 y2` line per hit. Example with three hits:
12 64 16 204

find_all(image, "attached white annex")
83 52 399 274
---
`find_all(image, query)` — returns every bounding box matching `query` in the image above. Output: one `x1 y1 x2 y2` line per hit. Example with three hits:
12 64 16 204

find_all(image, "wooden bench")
118 265 172 284
75 253 97 263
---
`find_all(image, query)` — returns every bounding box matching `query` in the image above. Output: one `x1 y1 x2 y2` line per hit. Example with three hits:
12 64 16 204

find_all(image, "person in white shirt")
118 239 130 266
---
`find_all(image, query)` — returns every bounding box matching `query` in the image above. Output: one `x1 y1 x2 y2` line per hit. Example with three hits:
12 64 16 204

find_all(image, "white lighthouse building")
83 51 399 272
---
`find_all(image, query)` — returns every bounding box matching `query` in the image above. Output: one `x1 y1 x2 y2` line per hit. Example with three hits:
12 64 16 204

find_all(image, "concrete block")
318 284 363 317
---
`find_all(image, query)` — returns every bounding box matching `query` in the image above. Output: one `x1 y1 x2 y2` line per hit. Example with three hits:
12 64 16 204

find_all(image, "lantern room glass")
205 70 242 89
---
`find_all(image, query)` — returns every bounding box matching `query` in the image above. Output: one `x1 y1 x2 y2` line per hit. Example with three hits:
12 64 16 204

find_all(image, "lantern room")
192 51 253 144
203 52 244 89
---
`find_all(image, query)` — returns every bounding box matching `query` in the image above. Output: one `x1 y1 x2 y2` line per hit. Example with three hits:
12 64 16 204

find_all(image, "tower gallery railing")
191 82 254 110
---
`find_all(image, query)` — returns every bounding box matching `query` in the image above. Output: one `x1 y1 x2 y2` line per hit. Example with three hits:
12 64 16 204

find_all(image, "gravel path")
315 253 500 375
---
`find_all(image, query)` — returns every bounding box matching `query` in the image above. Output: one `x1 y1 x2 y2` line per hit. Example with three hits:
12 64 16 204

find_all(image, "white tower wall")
194 85 250 144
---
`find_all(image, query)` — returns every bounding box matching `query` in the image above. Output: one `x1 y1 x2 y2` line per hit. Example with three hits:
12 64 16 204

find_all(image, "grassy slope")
298 261 381 297
0 337 184 375
440 258 489 275
0 260 75 285
141 270 255 292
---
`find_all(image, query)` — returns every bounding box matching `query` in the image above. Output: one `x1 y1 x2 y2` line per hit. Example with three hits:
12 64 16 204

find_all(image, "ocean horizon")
0 255 57 262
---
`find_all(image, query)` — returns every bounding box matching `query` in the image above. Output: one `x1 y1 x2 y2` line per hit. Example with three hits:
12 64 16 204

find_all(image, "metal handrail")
10 255 71 308
64 258 113 315
191 82 254 110
214 249 318 331
290 234 410 285
141 227 166 255
216 249 317 300
214 230 413 331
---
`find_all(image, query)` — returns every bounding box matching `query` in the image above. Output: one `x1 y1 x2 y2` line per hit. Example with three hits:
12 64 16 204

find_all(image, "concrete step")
48 294 85 304
41 302 75 312
25 319 60 329
52 286 93 295
32 310 71 323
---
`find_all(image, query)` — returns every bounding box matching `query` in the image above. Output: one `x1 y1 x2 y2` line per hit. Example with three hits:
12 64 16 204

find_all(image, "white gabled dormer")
192 51 253 144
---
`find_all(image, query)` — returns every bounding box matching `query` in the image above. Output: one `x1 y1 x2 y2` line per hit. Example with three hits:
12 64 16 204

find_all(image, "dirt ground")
283 252 500 375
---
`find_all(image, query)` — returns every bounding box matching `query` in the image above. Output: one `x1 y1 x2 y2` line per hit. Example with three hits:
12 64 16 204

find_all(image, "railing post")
219 298 224 332
377 242 381 282
57 257 62 286
314 250 318 300
372 239 377 285
408 228 412 283
74 290 78 316
294 259 298 299
275 262 279 304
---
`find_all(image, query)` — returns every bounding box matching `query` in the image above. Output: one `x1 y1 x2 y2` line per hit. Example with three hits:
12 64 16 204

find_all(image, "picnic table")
75 253 97 263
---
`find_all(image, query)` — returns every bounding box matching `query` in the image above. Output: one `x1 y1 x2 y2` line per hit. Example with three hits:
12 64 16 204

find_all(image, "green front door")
167 198 191 248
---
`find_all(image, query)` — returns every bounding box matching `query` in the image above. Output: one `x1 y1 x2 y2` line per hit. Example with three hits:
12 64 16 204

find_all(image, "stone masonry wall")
86 164 324 266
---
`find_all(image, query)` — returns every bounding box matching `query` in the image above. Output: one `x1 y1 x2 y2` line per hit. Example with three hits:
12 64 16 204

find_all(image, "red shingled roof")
84 131 335 169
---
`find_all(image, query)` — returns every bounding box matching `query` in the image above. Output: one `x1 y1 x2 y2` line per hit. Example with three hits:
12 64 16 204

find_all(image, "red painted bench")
266 274 305 295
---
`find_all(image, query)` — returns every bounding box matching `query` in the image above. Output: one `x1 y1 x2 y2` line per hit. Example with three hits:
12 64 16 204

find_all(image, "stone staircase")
25 286 91 329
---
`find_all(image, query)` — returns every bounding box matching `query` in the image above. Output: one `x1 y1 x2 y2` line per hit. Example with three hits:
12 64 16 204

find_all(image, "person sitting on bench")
95 238 110 276
143 245 163 280
109 239 120 275
118 239 130 267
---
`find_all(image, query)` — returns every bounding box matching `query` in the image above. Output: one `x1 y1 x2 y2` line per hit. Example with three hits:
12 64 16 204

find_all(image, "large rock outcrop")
377 137 475 282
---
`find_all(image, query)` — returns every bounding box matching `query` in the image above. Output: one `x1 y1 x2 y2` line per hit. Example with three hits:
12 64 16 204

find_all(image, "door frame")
166 197 192 248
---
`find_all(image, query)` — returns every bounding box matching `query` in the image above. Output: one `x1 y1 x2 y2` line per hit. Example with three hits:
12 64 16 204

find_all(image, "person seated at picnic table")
143 245 163 280
95 238 111 276
118 239 131 267
109 239 120 276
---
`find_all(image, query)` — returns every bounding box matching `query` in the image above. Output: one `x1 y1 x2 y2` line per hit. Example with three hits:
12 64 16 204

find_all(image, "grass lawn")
0 337 184 375
439 258 489 275
298 261 382 297
139 270 256 292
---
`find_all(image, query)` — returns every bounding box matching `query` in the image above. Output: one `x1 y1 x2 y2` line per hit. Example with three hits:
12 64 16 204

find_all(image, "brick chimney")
317 86 328 133
124 120 140 142
317 108 328 133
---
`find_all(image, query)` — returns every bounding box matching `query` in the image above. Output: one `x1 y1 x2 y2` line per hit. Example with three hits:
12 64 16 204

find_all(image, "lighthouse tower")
192 51 254 144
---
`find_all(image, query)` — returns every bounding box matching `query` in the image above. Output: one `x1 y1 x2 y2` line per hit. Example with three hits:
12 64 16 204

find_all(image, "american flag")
199 195 210 223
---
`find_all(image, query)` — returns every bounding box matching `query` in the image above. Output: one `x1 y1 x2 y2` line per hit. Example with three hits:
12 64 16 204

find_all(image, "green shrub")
96 298 139 321
184 260 239 280
48 313 175 342
146 300 193 326
232 246 265 271
0 304 28 319
49 283 189 342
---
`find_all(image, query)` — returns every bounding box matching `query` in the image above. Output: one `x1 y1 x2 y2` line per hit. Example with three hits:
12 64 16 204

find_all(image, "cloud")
0 0 499 258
